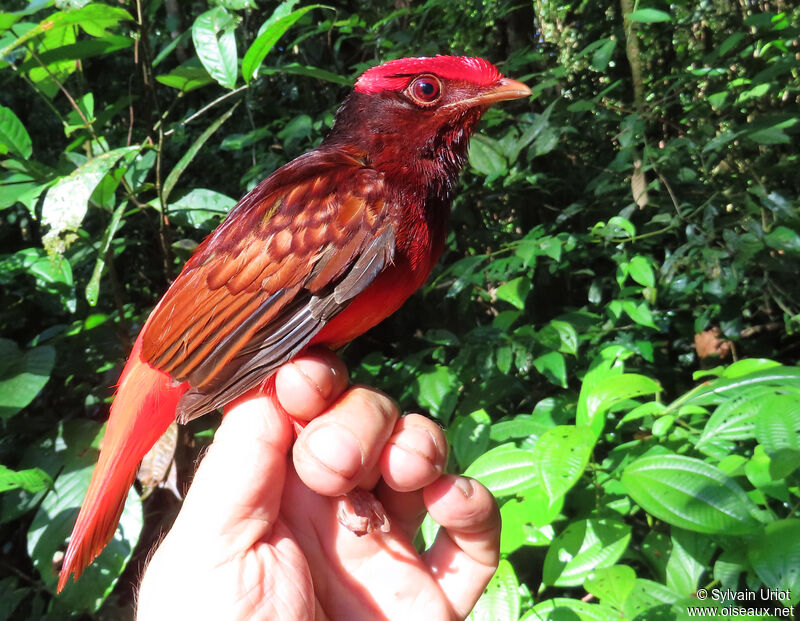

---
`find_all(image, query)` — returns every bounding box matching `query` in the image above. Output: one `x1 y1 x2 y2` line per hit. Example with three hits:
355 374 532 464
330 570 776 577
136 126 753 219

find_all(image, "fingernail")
305 425 363 479
291 358 334 400
454 477 475 499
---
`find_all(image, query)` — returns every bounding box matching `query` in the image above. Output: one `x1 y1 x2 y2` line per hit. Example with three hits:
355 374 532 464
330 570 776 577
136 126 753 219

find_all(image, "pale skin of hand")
136 348 500 621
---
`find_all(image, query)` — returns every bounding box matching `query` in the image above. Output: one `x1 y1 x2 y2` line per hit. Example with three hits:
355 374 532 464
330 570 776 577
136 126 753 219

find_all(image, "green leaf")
242 4 327 82
468 559 519 621
495 276 531 310
665 529 715 597
523 598 619 621
413 364 458 422
452 409 491 469
765 225 800 254
0 464 53 494
533 351 567 388
585 565 636 610
591 38 617 72
752 394 800 478
0 105 32 158
469 133 508 179
253 62 351 85
41 146 138 255
464 444 538 497
155 60 215 92
626 8 671 23
748 519 800 606
169 188 236 230
622 454 762 534
628 255 655 288
579 373 661 438
85 200 126 306
162 102 240 204
192 7 238 89
533 425 595 503
28 422 142 610
0 4 133 58
0 339 55 419
622 579 683 619
543 518 632 586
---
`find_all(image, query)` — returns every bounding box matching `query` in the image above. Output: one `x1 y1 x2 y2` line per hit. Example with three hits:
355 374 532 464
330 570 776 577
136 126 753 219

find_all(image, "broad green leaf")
579 373 661 438
162 102 240 204
522 598 619 621
495 276 531 310
468 560 519 621
543 518 631 586
242 4 327 82
27 421 142 610
413 364 458 422
748 519 800 606
465 444 538 497
585 565 636 610
192 7 238 89
765 225 800 254
0 4 132 58
622 454 762 534
0 464 52 494
628 255 655 288
626 8 671 22
534 425 595 503
169 188 236 230
0 339 55 419
155 61 215 92
533 351 567 387
665 529 715 597
41 146 138 255
469 133 507 178
622 579 683 620
679 366 800 408
752 394 800 478
16 35 132 72
452 409 491 469
0 105 32 158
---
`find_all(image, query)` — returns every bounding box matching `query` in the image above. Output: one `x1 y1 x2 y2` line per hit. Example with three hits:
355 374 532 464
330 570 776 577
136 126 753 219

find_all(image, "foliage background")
1 0 799 618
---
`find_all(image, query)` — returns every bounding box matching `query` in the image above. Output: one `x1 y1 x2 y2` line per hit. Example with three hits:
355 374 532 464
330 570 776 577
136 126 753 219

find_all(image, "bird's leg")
337 488 390 536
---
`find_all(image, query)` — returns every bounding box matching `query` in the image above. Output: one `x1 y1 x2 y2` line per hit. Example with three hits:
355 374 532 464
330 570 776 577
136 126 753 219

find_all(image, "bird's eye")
407 75 442 106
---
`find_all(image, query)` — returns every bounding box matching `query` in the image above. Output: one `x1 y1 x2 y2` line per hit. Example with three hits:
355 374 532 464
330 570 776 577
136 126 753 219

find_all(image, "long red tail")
57 333 187 592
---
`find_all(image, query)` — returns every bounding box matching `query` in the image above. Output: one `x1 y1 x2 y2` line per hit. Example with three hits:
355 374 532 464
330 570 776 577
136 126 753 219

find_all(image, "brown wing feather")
140 147 394 421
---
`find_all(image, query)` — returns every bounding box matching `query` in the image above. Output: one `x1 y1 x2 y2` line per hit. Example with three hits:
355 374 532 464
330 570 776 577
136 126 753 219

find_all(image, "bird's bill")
440 77 532 112
477 77 533 104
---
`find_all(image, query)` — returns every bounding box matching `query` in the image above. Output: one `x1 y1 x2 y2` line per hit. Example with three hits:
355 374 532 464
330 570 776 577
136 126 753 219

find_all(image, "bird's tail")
57 333 187 592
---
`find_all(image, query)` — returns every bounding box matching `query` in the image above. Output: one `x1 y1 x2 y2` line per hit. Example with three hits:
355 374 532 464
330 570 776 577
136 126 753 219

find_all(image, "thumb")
170 388 293 556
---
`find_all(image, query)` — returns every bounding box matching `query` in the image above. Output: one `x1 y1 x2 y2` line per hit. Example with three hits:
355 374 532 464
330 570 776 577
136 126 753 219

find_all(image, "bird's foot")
337 488 390 536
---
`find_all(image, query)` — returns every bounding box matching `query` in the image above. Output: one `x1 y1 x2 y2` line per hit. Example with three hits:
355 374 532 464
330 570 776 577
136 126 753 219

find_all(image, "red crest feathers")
354 55 502 94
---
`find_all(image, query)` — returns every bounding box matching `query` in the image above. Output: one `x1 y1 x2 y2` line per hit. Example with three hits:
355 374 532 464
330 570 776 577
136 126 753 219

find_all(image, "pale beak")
476 77 532 104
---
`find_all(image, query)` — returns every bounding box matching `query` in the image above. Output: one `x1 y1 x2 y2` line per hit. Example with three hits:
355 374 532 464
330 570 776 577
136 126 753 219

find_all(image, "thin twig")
163 84 250 136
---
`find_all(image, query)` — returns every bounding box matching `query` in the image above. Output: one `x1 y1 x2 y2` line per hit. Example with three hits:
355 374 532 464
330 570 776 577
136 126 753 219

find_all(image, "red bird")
58 55 530 590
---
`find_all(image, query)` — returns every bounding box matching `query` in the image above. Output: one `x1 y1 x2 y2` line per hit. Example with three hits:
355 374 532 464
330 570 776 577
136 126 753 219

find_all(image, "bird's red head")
325 56 531 185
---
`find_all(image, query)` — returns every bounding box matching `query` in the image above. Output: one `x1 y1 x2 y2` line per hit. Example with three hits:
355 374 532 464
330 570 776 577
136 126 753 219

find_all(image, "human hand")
136 348 500 621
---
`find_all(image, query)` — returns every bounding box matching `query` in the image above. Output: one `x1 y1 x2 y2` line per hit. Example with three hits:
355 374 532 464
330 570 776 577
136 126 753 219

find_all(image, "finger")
422 476 501 619
293 386 398 496
274 346 349 421
376 414 448 538
169 393 292 557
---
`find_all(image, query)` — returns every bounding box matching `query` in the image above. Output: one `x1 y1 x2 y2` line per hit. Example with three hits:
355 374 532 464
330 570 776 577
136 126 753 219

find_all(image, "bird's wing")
140 148 393 422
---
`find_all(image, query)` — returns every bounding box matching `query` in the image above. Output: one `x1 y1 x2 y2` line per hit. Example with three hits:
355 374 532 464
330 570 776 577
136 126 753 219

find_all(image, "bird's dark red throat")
57 55 531 591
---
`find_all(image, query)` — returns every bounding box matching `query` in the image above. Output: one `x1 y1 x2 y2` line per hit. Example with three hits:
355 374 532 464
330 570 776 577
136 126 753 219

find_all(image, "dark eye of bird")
408 75 442 106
